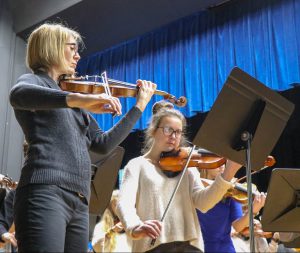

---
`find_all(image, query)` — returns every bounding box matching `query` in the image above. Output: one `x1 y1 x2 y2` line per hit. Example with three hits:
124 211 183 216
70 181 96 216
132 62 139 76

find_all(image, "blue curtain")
77 0 300 131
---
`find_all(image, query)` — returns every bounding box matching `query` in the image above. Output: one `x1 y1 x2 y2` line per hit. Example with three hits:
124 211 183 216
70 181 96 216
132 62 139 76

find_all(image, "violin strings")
107 78 136 87
82 75 136 88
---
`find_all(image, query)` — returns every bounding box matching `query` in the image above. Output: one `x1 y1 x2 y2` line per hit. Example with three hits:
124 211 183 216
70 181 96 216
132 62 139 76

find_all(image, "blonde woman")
9 23 156 252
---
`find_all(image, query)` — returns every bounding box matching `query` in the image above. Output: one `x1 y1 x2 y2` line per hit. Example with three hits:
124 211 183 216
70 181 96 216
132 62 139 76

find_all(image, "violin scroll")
264 155 276 167
161 94 187 107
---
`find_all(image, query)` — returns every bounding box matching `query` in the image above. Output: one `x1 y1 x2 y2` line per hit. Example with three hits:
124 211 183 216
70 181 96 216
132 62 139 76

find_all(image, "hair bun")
152 100 174 115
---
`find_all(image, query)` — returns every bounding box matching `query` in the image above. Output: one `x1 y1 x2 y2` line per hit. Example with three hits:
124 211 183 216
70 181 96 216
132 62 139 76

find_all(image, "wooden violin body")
239 220 273 239
159 148 227 172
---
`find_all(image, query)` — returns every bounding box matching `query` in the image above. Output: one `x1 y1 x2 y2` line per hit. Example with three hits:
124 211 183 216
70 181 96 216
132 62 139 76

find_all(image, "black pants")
146 241 203 253
14 184 89 252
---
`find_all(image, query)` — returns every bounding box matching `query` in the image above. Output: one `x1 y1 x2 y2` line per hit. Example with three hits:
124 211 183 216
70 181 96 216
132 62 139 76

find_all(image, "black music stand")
193 67 294 170
193 67 294 252
89 146 124 216
283 237 300 248
261 168 300 248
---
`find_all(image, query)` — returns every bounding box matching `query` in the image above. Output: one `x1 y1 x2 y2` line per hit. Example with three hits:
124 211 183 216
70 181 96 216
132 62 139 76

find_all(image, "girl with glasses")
116 106 243 253
9 23 156 252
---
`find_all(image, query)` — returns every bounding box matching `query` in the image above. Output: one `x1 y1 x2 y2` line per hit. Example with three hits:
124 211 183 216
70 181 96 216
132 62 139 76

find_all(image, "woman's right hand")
66 93 122 115
135 80 157 112
131 220 162 240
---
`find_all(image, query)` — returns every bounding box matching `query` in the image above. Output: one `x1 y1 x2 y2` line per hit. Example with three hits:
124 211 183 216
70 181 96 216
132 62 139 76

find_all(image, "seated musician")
231 219 280 252
0 141 27 250
116 106 242 253
91 190 131 252
197 165 266 253
0 189 16 250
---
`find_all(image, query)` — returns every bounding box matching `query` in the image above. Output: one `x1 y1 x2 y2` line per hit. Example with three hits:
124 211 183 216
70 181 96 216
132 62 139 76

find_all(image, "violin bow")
149 145 196 247
236 165 272 183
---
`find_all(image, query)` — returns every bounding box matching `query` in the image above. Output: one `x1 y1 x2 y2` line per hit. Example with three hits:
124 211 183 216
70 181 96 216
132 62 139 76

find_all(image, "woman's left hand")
135 80 157 112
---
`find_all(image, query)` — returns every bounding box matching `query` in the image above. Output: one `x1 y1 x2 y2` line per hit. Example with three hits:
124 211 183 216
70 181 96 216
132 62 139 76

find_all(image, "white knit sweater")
116 156 233 252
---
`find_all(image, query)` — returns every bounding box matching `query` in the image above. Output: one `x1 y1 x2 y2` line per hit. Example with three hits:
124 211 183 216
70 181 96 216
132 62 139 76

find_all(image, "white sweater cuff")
215 174 234 189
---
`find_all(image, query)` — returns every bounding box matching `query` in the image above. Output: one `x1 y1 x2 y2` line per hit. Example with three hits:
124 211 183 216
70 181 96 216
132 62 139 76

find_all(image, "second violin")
158 148 227 172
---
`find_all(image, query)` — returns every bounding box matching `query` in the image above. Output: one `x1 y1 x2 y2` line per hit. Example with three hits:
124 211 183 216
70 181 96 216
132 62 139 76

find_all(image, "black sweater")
9 72 142 200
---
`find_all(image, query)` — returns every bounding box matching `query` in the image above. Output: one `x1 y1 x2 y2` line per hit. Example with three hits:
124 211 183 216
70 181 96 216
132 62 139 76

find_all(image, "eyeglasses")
158 126 182 137
65 43 79 54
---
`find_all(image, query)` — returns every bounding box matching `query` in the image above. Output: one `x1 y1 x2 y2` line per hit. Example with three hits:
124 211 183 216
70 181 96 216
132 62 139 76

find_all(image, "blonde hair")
152 100 174 115
26 23 83 73
101 190 119 252
142 108 187 154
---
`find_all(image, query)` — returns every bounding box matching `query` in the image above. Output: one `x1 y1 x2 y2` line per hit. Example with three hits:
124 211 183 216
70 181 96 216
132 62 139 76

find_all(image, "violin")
239 226 273 239
200 155 274 204
158 148 227 172
239 219 273 239
224 181 258 204
59 75 187 107
200 177 258 204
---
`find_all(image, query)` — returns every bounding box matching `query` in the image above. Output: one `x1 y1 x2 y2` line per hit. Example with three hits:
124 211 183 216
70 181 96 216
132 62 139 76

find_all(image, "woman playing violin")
9 22 156 252
197 165 266 253
116 105 243 253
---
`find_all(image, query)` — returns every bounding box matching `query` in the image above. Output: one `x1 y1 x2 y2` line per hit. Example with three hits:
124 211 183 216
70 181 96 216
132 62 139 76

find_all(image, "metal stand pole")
242 131 255 253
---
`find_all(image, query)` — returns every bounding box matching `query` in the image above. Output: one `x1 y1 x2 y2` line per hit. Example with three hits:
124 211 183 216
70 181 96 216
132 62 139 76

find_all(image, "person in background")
0 189 17 251
92 190 131 252
151 100 174 115
197 165 266 253
231 219 280 252
9 22 156 252
0 142 26 252
116 106 242 253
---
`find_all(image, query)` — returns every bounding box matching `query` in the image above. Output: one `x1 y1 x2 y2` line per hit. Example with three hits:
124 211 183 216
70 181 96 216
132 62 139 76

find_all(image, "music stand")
89 146 124 216
261 168 300 248
193 67 294 252
193 67 294 170
282 237 300 248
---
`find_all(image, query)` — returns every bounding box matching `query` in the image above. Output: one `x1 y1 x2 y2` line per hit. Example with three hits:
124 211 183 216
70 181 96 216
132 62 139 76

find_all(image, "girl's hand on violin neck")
66 93 122 115
252 192 267 214
135 80 157 112
221 159 242 182
131 220 162 240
